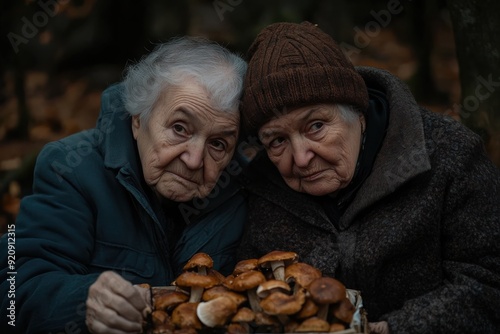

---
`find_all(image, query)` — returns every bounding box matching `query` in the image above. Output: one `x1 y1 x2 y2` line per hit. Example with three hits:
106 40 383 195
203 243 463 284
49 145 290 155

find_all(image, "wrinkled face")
132 81 239 202
258 104 365 196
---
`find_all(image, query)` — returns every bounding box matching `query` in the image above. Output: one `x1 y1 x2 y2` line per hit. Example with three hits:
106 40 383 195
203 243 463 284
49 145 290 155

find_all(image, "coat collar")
341 67 431 227
96 83 142 177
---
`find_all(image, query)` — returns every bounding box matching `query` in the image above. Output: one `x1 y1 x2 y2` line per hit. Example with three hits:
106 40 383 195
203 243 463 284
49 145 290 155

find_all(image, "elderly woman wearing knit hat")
237 22 500 333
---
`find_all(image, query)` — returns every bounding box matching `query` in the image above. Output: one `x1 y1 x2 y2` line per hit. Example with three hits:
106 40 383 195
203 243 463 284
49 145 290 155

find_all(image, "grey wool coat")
237 67 500 333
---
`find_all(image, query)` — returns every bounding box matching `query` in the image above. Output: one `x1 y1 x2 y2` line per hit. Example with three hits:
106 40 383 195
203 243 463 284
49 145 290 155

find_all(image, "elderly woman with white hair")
0 37 247 333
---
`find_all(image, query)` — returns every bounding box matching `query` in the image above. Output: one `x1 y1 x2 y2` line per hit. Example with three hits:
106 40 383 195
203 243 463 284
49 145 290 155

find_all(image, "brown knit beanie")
241 21 369 135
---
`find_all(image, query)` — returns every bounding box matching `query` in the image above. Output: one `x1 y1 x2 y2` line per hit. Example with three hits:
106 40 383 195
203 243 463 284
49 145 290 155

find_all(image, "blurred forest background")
1 0 499 232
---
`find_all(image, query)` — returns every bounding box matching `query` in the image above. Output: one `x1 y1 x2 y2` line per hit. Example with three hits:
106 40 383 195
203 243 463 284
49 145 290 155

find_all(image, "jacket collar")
341 67 431 227
96 83 142 177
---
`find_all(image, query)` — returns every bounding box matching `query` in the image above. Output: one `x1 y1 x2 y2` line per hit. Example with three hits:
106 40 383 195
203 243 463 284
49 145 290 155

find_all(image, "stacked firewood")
142 251 366 334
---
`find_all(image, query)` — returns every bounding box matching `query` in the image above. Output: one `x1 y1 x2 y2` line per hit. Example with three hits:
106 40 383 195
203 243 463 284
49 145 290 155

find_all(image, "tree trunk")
447 0 500 167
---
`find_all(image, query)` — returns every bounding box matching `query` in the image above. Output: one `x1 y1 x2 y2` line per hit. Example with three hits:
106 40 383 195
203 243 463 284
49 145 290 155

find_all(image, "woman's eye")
310 122 324 131
210 140 226 151
173 124 186 134
269 137 285 148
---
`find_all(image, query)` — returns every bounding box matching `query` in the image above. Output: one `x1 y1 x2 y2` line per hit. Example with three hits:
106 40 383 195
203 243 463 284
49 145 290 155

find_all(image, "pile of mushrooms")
143 251 365 334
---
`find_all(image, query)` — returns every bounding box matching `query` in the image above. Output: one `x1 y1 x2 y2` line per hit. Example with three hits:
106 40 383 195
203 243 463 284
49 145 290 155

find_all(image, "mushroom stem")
271 260 285 281
247 288 262 312
189 287 203 303
317 304 329 321
188 266 207 303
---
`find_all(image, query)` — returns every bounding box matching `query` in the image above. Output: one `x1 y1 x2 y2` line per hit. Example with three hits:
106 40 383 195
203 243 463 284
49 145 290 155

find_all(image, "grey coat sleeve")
384 129 500 333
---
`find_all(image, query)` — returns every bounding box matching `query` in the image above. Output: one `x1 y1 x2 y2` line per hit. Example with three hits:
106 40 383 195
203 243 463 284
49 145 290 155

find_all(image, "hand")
86 271 151 333
369 321 390 334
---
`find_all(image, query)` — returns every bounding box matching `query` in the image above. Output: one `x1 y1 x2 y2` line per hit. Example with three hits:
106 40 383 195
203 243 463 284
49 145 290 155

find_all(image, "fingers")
104 271 149 312
86 271 147 333
368 321 390 334
133 284 153 317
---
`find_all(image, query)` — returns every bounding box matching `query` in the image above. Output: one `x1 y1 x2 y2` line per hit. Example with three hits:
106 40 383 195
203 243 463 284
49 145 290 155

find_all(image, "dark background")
1 0 498 232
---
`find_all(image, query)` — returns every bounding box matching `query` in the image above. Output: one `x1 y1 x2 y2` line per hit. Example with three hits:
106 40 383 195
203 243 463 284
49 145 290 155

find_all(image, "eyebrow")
259 107 321 140
175 107 238 138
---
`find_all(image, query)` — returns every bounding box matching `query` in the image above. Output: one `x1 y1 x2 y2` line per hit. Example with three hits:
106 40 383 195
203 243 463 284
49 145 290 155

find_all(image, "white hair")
336 104 362 124
122 36 247 120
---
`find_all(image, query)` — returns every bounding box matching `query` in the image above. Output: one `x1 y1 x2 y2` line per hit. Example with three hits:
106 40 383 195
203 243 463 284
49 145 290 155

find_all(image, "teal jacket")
0 83 247 333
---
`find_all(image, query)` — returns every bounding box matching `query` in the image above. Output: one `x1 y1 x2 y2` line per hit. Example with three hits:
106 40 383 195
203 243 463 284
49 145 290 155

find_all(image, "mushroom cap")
226 322 250 334
202 286 247 306
174 271 220 289
231 306 255 323
285 262 322 288
295 316 330 332
296 297 320 319
332 297 356 324
153 286 188 299
232 258 259 276
196 296 238 327
308 277 346 305
151 310 171 327
171 302 202 330
226 270 266 292
259 288 306 315
256 279 291 298
207 268 226 284
257 250 299 268
329 322 346 332
183 253 214 271
154 290 190 311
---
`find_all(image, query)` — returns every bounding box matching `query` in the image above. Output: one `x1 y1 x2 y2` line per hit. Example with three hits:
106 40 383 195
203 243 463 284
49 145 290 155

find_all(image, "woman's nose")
180 140 204 170
291 138 314 168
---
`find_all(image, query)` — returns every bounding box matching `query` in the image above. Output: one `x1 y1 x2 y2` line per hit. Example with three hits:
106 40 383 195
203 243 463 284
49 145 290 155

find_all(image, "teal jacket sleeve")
0 142 100 334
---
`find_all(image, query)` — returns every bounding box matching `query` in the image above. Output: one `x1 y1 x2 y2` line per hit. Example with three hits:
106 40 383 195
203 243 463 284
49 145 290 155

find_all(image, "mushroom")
202 285 247 307
183 253 213 274
196 296 238 328
174 270 219 303
329 322 347 332
224 270 266 312
232 258 259 276
295 316 330 332
285 262 322 291
256 279 291 299
257 251 298 281
151 310 171 327
207 268 226 284
154 290 190 312
231 306 255 323
332 297 356 324
171 302 202 330
226 322 250 334
308 277 346 320
230 307 255 333
296 297 320 320
259 286 306 316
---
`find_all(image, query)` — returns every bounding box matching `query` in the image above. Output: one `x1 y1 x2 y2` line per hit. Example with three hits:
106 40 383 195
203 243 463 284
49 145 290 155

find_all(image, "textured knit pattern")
240 21 369 135
238 67 500 333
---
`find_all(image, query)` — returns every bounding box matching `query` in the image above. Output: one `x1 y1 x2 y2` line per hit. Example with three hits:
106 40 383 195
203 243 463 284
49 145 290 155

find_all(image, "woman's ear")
359 114 366 134
131 115 141 139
